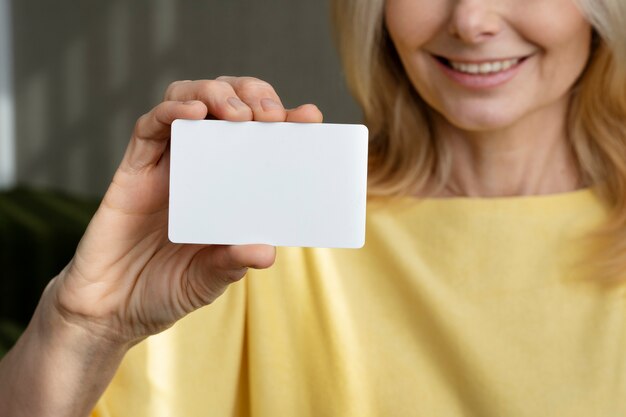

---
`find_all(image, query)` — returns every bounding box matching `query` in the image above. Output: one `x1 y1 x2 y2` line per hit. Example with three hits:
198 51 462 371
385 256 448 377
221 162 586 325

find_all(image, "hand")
49 77 324 345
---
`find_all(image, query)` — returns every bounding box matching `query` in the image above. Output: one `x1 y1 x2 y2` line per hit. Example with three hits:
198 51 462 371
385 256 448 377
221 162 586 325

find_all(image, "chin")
440 107 524 133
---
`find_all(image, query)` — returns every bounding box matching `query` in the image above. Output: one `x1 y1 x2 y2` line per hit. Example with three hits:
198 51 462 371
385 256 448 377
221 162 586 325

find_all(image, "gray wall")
12 0 361 197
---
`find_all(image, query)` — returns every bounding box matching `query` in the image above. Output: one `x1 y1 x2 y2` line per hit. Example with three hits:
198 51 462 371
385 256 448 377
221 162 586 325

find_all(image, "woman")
1 0 625 415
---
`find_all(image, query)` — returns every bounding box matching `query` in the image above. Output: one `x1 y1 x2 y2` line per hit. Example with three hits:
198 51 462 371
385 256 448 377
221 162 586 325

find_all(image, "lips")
431 54 531 89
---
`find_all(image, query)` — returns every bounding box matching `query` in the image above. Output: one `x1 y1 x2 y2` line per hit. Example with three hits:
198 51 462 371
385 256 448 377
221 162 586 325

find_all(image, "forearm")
0 282 130 417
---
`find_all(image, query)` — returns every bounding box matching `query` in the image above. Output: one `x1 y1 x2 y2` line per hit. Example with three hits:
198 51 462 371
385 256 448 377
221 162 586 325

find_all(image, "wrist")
0 279 131 417
31 278 132 395
36 275 135 354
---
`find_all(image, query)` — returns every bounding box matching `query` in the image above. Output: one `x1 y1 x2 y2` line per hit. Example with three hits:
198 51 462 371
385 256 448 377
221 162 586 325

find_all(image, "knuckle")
164 80 189 99
133 113 150 133
195 80 214 95
213 79 232 91
239 78 276 96
196 79 229 97
240 76 269 86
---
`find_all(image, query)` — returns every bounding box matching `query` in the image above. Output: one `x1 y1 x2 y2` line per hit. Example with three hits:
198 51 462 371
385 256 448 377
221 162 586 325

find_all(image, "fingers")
123 77 324 174
217 76 287 122
185 244 276 306
165 79 253 122
286 104 324 123
122 100 207 173
166 77 288 123
165 78 324 125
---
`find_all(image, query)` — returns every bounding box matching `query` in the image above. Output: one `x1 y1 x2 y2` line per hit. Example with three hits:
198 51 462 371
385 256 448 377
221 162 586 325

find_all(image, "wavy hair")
331 0 626 279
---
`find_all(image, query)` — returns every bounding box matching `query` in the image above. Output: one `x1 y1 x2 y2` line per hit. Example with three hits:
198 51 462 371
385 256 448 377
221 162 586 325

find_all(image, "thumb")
184 244 276 308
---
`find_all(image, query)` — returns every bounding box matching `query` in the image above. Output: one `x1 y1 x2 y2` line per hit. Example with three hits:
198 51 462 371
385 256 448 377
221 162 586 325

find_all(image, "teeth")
450 58 520 75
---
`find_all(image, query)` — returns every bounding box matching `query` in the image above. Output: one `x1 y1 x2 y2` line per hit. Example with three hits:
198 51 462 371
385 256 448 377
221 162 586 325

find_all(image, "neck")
431 98 584 198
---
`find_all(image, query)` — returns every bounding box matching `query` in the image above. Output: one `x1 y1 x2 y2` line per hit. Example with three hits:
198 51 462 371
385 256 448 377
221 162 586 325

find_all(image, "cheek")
384 0 447 100
384 0 447 51
530 18 592 93
512 0 592 63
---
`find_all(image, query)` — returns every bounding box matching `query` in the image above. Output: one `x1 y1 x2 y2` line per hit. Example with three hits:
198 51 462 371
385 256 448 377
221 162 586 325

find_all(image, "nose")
448 0 502 44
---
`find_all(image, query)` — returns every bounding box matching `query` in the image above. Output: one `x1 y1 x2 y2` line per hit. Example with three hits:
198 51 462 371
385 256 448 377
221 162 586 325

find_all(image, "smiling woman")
386 0 592 129
3 0 626 416
333 0 626 274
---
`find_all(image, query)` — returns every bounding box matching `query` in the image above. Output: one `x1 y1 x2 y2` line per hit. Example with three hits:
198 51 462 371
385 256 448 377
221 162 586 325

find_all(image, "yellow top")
93 189 626 416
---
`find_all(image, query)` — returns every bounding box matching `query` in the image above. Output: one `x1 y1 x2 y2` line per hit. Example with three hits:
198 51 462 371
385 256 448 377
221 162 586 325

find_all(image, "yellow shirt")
93 189 626 416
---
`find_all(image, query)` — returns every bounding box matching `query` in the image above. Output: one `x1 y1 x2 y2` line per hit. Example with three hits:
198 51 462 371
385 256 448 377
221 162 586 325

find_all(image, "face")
384 0 593 132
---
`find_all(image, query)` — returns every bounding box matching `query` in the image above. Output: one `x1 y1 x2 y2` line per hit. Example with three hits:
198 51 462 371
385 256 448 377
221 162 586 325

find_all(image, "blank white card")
168 119 368 248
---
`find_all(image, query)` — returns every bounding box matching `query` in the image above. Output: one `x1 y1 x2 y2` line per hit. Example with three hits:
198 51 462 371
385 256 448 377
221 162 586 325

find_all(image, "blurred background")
0 0 360 354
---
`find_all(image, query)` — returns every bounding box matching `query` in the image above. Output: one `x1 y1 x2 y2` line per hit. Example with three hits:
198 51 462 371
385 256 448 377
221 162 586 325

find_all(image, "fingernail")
228 97 247 110
183 100 197 105
261 98 282 111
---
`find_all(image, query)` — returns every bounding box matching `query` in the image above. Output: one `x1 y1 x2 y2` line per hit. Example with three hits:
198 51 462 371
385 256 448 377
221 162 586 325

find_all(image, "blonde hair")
331 0 626 279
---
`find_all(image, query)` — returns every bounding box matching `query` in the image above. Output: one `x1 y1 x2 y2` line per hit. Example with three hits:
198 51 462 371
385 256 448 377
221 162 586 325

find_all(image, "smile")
449 58 521 75
432 54 530 89
434 56 527 75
